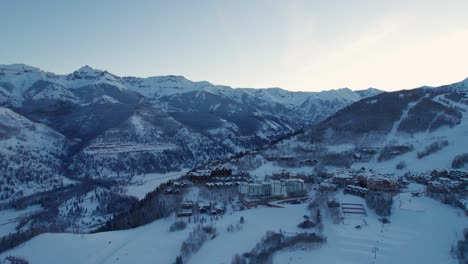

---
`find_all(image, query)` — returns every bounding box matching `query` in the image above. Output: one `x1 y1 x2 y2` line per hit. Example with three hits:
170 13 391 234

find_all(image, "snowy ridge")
0 64 382 118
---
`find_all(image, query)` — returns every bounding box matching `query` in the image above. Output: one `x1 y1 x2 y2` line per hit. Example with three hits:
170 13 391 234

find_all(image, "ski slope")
1 185 466 264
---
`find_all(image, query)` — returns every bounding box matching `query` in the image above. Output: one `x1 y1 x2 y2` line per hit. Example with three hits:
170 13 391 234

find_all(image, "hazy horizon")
2 0 468 92
3 62 468 93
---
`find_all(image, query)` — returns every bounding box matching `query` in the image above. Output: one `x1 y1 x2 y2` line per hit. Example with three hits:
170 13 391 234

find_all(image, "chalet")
427 178 463 192
272 170 291 180
344 185 369 196
319 182 338 191
173 181 189 188
198 202 211 214
211 206 225 215
332 174 356 187
164 188 181 194
188 169 212 181
449 170 466 179
177 209 192 217
211 167 232 177
427 181 448 193
180 200 193 209
367 178 399 193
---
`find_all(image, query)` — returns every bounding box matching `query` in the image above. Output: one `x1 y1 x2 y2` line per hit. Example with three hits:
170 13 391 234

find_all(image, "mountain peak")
75 65 103 75
0 64 41 73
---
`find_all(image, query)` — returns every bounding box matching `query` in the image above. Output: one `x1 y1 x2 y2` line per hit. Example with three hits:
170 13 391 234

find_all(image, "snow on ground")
351 115 468 175
125 169 189 199
1 187 466 264
0 215 189 264
327 144 355 153
349 97 468 175
189 203 309 264
275 190 467 264
0 205 43 237
84 143 177 155
247 160 314 180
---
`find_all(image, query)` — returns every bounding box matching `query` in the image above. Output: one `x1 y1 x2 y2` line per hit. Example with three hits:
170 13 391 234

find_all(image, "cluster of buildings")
239 179 305 199
318 172 401 197
424 170 468 193
188 167 233 181
176 200 225 217
188 167 251 188
165 180 190 194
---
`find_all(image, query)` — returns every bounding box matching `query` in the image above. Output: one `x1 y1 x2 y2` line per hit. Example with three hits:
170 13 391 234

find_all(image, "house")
345 185 369 196
198 202 211 214
211 167 232 177
367 178 399 192
180 200 193 209
332 174 355 187
427 181 448 193
427 178 463 192
164 188 181 194
319 182 338 191
177 209 192 217
188 169 212 181
211 206 225 215
173 181 189 188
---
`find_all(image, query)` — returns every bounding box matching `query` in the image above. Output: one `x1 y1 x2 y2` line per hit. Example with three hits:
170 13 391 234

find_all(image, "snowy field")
276 190 467 264
124 169 189 199
0 205 43 238
1 186 466 264
247 160 314 181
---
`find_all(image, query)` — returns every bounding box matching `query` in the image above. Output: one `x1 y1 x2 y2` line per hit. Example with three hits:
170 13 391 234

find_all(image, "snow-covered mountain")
0 107 71 200
0 63 383 178
0 64 380 123
0 64 467 264
242 79 468 175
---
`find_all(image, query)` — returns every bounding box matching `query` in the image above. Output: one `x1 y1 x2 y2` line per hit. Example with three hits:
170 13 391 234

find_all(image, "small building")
188 169 213 181
319 182 338 191
180 201 193 209
198 202 211 214
332 174 355 187
177 209 192 217
367 178 399 192
344 185 369 196
211 167 233 177
211 206 225 215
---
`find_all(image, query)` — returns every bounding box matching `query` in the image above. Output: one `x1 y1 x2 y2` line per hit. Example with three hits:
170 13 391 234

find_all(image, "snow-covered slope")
1 188 465 264
249 83 468 176
0 64 380 124
0 107 71 199
0 63 384 179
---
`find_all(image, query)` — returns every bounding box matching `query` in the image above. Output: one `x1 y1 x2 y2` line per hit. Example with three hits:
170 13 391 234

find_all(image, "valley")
0 64 467 263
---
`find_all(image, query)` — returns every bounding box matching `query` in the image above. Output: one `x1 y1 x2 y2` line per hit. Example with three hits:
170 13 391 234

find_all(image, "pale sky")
1 0 468 91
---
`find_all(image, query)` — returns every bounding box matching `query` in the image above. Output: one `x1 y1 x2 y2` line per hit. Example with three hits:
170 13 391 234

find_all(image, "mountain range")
0 63 381 198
